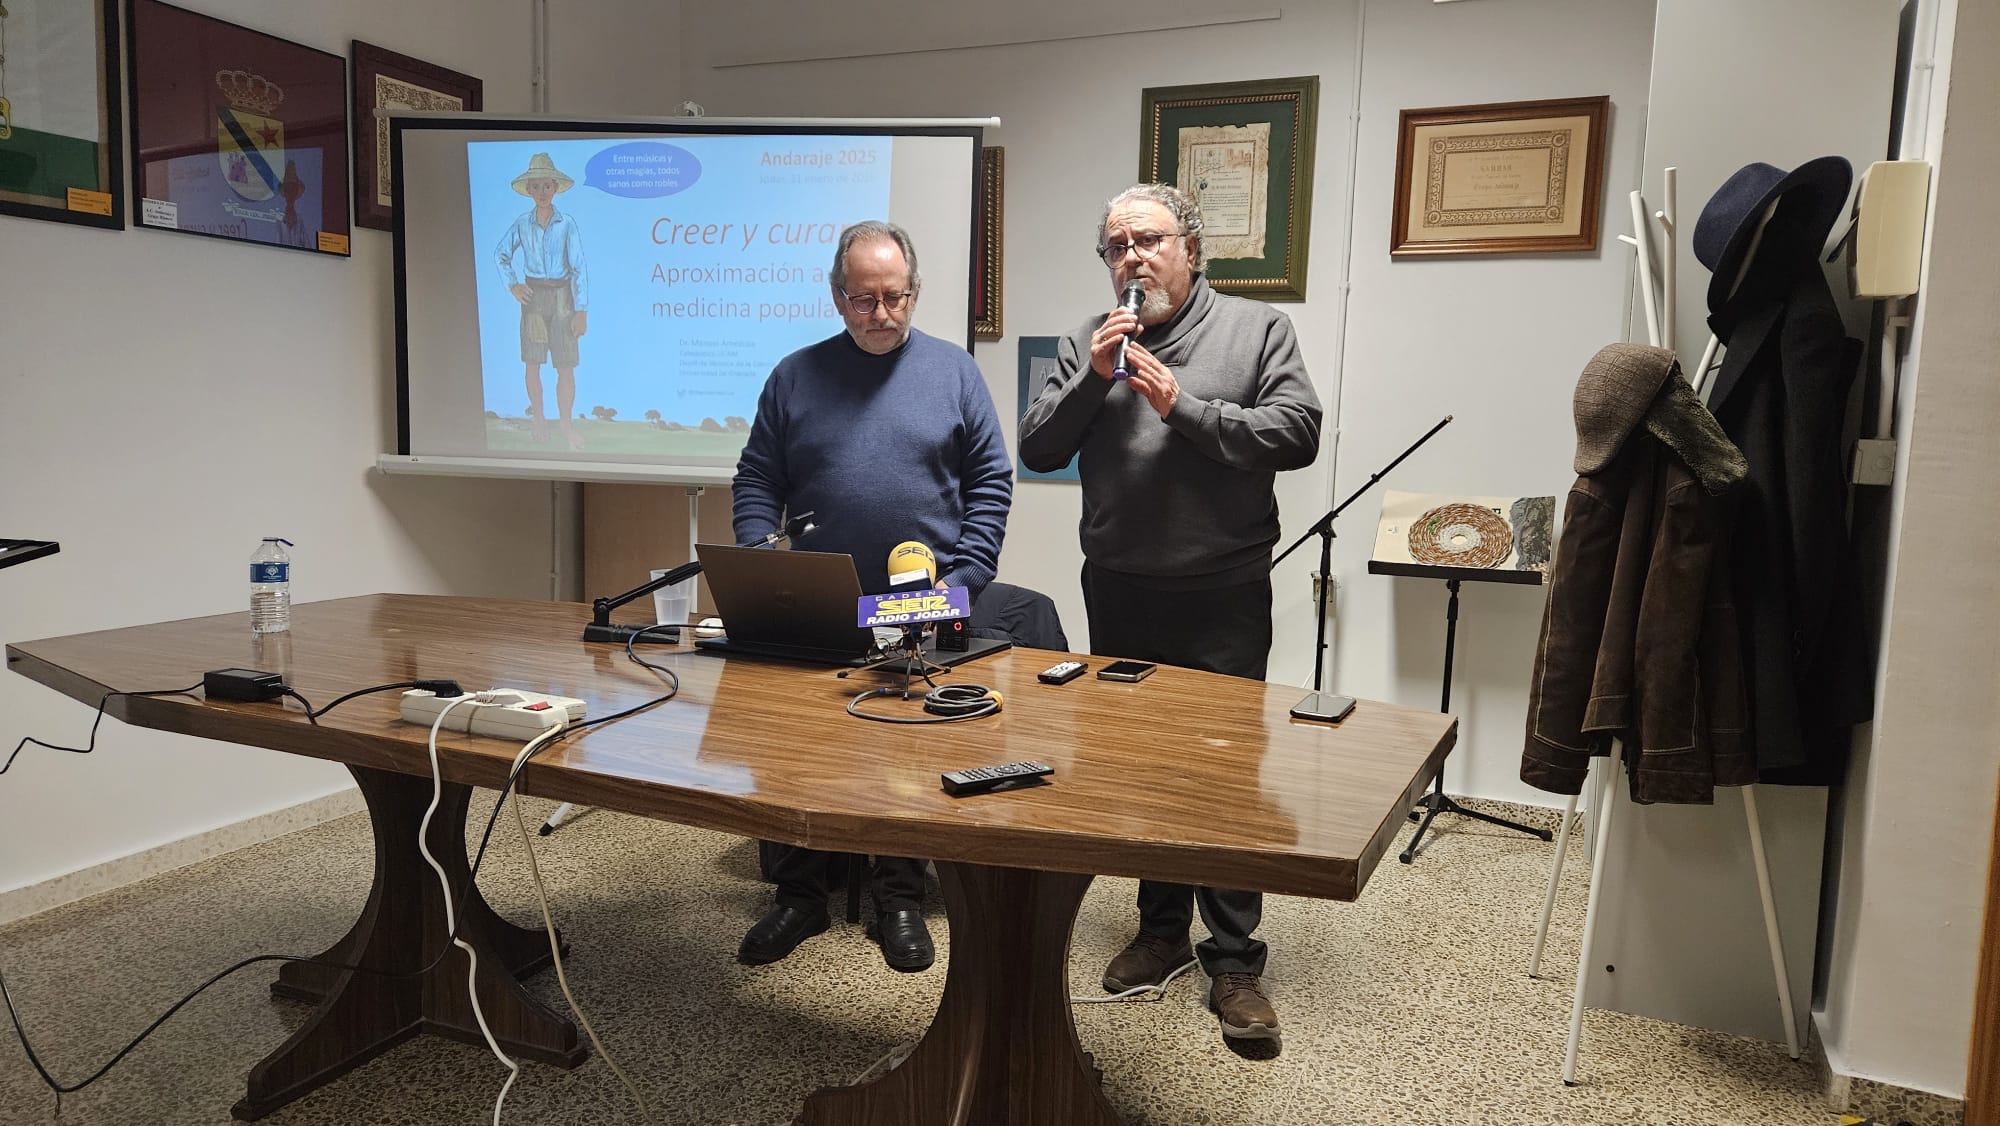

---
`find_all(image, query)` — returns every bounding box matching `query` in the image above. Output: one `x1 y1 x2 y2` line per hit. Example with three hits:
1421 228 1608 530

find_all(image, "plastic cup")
650 570 696 626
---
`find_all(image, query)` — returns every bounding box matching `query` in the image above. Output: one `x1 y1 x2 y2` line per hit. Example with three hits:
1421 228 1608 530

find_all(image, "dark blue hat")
1693 156 1852 317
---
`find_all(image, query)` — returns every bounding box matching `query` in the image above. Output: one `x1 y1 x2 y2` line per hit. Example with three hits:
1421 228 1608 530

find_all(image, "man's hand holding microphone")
1088 279 1180 419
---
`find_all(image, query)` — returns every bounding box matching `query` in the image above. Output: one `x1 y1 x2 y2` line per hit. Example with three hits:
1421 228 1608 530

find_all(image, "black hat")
1692 157 1852 317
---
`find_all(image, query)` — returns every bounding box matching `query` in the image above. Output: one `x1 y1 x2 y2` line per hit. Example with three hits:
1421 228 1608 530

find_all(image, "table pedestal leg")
232 765 584 1120
795 862 1123 1126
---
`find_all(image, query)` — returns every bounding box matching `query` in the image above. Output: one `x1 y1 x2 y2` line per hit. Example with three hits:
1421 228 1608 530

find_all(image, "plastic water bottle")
250 538 294 634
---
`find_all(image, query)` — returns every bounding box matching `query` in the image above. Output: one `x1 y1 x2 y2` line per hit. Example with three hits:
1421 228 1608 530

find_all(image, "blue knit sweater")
732 328 1012 595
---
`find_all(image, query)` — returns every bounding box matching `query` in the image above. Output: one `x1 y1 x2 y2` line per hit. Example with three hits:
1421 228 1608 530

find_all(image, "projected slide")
464 136 891 456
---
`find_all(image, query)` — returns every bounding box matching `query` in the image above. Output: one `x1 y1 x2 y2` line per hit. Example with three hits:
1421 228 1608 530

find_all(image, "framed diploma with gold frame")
1391 95 1609 256
0 0 125 229
1139 75 1318 302
973 145 1002 341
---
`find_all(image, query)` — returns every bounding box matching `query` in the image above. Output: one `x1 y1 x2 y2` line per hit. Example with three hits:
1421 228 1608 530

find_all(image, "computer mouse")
694 617 725 638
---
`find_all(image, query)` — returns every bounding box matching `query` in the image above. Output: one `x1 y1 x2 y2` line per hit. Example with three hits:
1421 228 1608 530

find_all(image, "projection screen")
383 114 987 484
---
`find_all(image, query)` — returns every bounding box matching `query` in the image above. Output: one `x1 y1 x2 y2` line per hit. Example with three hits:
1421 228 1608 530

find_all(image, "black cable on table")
847 682 1002 724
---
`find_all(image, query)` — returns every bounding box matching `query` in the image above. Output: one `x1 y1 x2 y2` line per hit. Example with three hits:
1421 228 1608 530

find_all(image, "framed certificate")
127 0 350 255
1391 95 1609 256
351 41 480 232
1139 75 1319 302
0 0 124 228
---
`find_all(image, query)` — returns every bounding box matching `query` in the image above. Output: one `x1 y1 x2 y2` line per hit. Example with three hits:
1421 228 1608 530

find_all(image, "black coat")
1707 266 1872 783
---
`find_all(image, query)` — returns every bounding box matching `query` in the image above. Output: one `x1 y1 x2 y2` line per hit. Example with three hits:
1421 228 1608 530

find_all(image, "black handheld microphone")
1111 280 1145 381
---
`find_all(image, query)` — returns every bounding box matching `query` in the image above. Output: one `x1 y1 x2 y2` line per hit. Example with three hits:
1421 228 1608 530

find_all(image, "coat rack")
1532 169 1801 1085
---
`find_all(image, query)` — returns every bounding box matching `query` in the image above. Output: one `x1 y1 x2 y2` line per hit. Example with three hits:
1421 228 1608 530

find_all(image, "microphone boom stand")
580 511 816 643
1273 415 1452 709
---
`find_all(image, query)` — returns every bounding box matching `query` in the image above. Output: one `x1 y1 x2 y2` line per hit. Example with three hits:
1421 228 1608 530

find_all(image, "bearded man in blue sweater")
731 220 1013 972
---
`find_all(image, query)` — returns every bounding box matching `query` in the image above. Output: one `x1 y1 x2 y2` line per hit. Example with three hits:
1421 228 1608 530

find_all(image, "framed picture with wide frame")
1139 75 1319 302
350 40 480 233
126 0 351 255
0 0 125 229
1390 95 1609 256
973 145 1002 342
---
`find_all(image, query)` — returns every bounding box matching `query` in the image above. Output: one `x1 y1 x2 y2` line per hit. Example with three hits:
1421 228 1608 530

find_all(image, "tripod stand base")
1399 789 1551 864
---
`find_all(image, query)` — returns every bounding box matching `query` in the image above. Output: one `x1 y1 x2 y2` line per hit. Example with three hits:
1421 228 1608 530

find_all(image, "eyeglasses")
839 289 914 314
1097 232 1182 268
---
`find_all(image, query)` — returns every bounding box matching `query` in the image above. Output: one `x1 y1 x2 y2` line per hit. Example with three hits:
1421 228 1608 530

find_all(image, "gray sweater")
1019 276 1322 588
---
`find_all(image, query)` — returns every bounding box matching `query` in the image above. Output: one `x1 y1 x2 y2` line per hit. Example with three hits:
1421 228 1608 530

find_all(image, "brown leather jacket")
1521 344 1754 804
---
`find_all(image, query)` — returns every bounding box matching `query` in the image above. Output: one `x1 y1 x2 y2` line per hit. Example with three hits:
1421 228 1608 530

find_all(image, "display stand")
1532 171 1800 1084
1367 562 1552 862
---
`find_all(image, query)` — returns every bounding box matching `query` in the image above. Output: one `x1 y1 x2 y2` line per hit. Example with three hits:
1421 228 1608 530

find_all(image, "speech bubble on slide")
583 142 702 198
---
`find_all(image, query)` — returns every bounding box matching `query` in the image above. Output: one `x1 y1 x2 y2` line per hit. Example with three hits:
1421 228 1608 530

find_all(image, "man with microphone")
731 220 1012 973
1019 183 1321 1048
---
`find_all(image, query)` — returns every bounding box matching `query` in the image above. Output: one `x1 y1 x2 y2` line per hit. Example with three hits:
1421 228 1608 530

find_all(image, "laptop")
693 543 1011 669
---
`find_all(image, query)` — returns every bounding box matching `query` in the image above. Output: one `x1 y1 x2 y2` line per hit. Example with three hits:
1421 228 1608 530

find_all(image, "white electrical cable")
505 769 655 1121
1071 956 1200 1004
849 1039 917 1085
418 694 520 1126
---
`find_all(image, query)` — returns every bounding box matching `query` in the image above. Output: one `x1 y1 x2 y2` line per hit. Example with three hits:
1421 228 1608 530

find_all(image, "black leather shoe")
737 904 829 965
874 908 935 972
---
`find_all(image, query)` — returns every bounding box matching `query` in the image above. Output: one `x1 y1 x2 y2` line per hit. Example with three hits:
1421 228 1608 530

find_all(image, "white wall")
1820 0 2000 1098
1327 0 1655 807
680 1 1658 814
0 0 679 903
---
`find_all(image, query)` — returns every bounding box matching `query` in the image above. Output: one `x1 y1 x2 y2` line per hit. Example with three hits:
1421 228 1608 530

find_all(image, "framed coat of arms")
128 0 350 255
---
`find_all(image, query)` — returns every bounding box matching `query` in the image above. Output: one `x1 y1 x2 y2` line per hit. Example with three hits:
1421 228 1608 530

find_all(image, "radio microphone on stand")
886 540 937 589
1111 280 1145 381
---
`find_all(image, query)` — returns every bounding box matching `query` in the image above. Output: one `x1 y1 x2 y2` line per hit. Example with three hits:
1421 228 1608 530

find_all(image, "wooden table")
6 594 1455 1124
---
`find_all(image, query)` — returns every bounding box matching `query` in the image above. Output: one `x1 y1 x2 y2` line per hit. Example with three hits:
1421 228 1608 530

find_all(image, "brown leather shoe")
1102 932 1195 993
1209 973 1280 1041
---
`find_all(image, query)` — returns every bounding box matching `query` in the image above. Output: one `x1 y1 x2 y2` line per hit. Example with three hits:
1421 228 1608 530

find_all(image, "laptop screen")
693 544 878 659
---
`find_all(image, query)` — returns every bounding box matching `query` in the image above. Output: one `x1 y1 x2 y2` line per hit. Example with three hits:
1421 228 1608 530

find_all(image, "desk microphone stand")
842 623 948 688
1273 416 1452 712
579 511 816 643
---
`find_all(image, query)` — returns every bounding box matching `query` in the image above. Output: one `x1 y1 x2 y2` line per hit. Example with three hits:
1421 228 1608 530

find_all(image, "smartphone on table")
1290 691 1357 723
1096 660 1157 683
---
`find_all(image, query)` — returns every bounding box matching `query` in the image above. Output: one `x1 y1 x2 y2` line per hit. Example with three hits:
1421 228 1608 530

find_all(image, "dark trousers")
769 845 927 915
1082 562 1271 977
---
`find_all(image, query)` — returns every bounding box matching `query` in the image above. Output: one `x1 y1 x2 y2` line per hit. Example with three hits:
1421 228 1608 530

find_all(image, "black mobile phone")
1097 660 1157 682
1290 691 1357 723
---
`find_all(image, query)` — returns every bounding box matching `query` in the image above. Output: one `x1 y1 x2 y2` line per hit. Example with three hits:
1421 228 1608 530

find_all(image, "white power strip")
399 689 587 740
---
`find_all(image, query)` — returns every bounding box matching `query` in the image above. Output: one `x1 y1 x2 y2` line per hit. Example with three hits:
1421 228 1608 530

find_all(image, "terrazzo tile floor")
0 796 1844 1124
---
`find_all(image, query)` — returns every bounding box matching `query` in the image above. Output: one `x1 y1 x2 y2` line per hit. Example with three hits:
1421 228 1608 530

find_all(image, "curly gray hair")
1098 183 1205 272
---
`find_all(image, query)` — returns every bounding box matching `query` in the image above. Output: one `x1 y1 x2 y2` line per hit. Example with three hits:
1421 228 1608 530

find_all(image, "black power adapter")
203 668 287 702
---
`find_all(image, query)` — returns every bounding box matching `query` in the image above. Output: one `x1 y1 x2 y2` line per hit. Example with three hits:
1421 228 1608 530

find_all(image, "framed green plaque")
0 0 125 229
1139 75 1318 302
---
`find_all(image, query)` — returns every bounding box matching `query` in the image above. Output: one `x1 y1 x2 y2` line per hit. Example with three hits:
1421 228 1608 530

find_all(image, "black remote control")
1038 660 1088 684
941 760 1055 796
